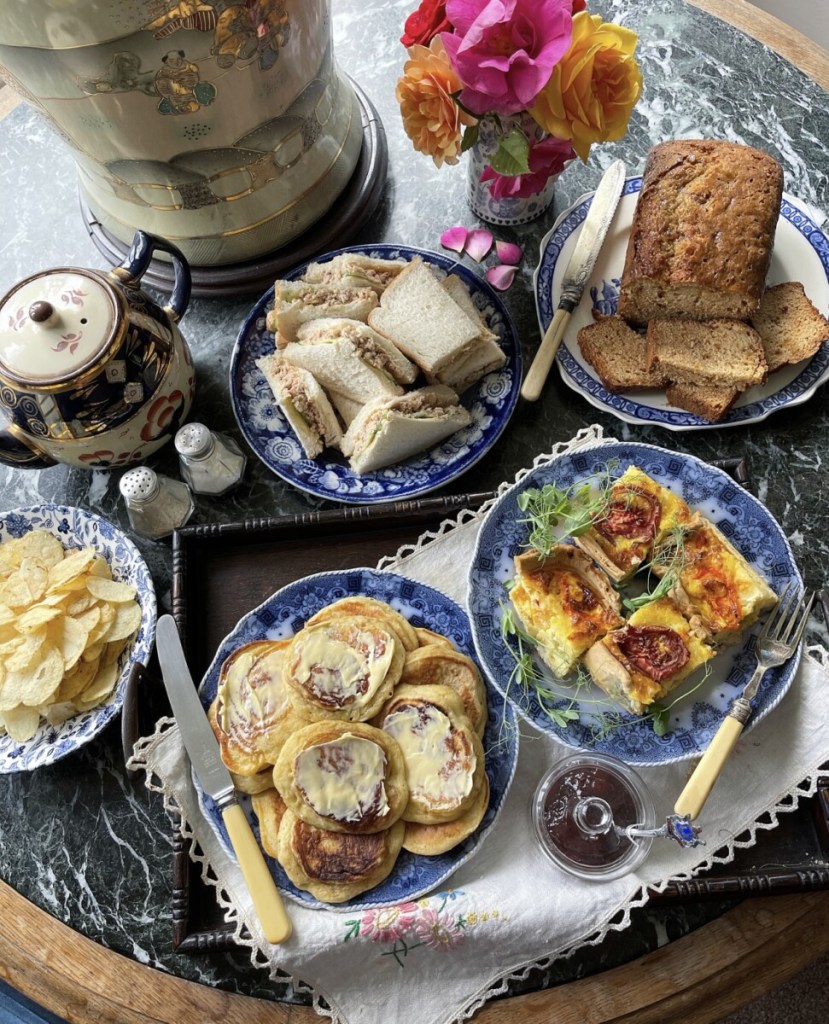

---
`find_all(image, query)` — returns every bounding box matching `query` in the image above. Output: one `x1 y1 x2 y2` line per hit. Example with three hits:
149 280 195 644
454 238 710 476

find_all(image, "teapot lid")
0 268 119 388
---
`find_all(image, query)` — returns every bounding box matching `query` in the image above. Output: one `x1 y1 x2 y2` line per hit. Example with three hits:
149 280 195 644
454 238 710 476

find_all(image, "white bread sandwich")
341 385 472 474
255 354 342 458
431 275 506 392
302 253 408 295
295 317 419 385
281 338 404 405
265 280 378 343
368 258 481 376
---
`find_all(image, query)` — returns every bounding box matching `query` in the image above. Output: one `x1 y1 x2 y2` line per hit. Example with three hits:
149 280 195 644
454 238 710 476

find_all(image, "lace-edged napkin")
131 424 829 1024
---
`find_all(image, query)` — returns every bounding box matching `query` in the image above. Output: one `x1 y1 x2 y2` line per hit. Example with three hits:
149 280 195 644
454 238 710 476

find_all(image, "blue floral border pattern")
194 568 519 911
230 245 522 504
536 180 829 428
467 441 803 766
0 505 157 773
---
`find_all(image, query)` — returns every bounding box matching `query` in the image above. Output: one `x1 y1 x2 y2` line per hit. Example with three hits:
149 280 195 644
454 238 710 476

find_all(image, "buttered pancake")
575 466 700 582
399 647 488 736
284 615 404 722
511 546 624 678
305 597 419 652
273 720 408 834
584 597 715 714
375 684 484 825
277 809 405 903
414 627 455 650
402 774 489 856
654 521 777 644
209 639 300 778
251 787 288 860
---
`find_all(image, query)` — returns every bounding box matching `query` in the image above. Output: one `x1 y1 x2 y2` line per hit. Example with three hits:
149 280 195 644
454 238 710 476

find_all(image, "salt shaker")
119 466 194 540
174 423 246 495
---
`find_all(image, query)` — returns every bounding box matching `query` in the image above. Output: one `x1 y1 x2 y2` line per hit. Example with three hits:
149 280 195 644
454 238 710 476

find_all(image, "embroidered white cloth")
132 425 829 1024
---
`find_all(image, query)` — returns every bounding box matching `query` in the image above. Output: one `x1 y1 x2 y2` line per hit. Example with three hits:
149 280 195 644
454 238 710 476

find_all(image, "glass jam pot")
0 230 195 469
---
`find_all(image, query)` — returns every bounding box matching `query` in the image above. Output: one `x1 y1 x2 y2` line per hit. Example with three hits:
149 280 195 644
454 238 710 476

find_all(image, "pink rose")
480 133 575 198
441 0 573 115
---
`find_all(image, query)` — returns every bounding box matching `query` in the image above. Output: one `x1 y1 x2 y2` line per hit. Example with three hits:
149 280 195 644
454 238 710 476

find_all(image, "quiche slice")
575 465 700 583
583 597 715 715
654 521 778 645
510 545 624 678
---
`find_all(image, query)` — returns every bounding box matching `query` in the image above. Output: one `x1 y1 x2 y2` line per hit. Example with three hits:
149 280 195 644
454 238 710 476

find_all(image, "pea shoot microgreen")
622 524 691 613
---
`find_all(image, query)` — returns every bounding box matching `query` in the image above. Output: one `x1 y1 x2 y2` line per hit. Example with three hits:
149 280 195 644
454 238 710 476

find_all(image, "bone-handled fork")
675 584 815 821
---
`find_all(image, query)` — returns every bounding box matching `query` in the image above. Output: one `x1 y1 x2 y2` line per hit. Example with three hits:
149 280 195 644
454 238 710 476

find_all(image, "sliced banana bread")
665 382 740 422
646 318 768 389
578 316 667 392
749 281 829 372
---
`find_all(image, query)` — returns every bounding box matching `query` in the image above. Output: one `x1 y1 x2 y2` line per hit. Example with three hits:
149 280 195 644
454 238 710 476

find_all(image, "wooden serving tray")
135 464 829 952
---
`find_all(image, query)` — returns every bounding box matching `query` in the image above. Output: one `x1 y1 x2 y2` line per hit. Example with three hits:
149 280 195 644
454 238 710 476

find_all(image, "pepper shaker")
174 423 246 495
119 466 194 540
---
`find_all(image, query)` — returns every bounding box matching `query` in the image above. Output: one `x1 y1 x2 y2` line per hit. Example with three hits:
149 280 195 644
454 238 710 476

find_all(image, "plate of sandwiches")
535 139 829 429
467 441 803 766
231 245 521 503
194 568 519 909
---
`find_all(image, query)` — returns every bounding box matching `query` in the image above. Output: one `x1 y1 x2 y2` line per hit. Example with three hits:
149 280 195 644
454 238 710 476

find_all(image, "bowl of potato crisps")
0 504 156 772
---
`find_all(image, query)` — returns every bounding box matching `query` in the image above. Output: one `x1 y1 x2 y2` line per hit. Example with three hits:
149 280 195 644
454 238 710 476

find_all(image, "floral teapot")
0 231 195 469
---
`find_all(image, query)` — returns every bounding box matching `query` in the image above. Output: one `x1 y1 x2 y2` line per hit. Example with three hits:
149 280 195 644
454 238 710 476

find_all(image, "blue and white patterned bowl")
195 568 519 910
535 180 829 430
0 505 156 773
230 244 522 504
467 442 803 766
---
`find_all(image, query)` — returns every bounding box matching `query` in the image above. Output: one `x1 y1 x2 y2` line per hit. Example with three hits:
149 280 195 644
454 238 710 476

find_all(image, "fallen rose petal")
466 228 494 262
440 226 468 253
486 264 518 290
496 240 523 265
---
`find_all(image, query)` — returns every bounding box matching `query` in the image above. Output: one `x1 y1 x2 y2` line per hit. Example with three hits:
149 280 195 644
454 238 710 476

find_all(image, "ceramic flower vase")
466 115 560 227
0 1 363 266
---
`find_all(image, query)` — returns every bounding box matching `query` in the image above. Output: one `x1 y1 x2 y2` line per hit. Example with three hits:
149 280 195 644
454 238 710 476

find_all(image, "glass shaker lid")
0 269 118 387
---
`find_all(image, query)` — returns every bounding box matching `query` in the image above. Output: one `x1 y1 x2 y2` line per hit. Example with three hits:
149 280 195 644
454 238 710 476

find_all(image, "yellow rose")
529 12 643 163
396 37 476 168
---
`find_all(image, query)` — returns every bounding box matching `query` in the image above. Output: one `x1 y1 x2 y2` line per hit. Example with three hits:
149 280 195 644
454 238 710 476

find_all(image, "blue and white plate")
467 442 803 766
535 180 829 430
231 244 521 504
0 505 157 773
195 568 519 910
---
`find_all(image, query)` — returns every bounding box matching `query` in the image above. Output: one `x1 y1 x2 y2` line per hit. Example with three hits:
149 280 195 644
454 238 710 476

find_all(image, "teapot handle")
114 231 192 323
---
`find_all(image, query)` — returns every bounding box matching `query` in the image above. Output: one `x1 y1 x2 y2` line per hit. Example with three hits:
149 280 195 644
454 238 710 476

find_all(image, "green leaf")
489 129 531 177
460 123 479 153
649 704 670 736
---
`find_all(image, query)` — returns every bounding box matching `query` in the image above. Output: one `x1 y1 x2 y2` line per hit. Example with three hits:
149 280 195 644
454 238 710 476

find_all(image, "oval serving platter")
535 179 829 430
230 244 521 504
0 504 157 773
194 568 519 911
467 441 803 766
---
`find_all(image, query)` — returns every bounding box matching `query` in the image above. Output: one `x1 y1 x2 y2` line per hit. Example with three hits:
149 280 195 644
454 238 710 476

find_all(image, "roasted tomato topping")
596 487 660 542
616 625 689 682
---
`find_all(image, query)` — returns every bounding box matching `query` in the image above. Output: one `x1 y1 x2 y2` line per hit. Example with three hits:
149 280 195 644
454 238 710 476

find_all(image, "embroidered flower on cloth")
360 903 420 943
414 908 466 949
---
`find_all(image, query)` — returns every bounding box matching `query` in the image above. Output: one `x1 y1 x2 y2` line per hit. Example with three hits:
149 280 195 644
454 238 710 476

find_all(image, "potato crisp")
0 530 141 742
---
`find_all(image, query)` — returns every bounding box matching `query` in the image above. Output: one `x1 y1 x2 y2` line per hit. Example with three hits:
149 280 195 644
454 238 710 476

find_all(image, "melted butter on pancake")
383 702 475 810
292 624 394 709
218 644 288 751
294 733 390 826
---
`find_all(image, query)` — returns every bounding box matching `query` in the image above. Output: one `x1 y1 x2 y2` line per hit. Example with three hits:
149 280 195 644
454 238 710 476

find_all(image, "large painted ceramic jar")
0 2 363 265
0 231 195 470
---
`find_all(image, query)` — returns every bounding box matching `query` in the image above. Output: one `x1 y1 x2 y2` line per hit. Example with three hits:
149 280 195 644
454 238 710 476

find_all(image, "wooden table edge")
2 880 829 1024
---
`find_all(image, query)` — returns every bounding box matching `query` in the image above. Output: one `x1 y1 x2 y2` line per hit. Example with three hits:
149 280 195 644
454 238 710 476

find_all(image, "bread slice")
578 316 667 391
255 355 342 457
368 258 480 375
267 280 378 342
749 281 829 372
647 318 768 389
433 275 506 391
665 381 740 422
281 339 403 404
296 317 418 385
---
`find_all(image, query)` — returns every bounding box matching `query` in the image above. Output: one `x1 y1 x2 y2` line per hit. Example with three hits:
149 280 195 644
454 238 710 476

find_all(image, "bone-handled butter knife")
521 159 627 402
155 615 292 944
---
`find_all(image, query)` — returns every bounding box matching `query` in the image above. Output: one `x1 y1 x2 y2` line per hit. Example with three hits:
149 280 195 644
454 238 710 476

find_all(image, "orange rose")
396 37 476 168
529 12 643 163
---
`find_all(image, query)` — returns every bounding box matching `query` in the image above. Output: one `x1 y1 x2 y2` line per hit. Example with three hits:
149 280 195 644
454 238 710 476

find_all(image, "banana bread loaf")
618 140 783 325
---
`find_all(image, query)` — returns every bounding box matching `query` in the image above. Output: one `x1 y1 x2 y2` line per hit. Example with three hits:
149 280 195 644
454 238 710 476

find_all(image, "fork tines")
762 583 815 648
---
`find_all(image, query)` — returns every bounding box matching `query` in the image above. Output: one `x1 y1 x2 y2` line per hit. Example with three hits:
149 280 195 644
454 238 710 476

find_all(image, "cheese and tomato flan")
510 545 624 678
654 520 778 644
583 597 715 715
575 466 699 582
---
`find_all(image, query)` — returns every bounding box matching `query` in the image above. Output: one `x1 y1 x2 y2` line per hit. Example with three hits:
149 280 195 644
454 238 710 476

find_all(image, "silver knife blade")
156 614 234 806
557 159 626 311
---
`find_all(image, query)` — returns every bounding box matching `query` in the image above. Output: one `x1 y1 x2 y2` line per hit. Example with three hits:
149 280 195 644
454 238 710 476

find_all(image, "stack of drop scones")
208 596 490 903
256 253 506 473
